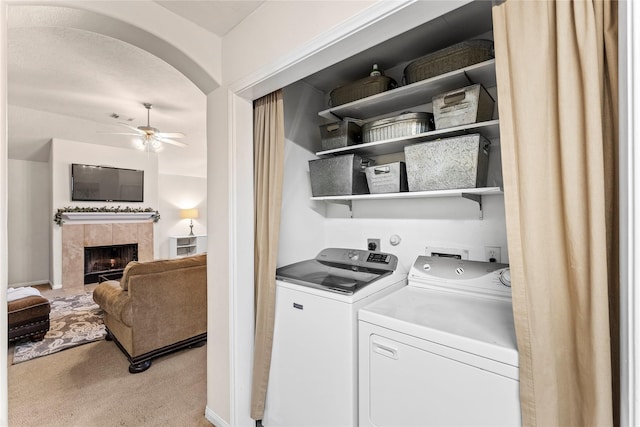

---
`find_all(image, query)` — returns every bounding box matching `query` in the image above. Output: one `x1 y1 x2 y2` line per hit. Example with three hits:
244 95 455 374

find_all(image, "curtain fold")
250 90 285 420
492 1 618 425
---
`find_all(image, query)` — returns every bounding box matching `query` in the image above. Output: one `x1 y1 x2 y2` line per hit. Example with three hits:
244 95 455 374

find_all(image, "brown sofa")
93 253 207 373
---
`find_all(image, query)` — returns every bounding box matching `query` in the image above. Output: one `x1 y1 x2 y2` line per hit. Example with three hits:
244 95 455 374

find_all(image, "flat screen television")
71 164 144 202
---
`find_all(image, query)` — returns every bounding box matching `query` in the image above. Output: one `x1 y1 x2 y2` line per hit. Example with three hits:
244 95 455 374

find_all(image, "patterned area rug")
13 292 106 364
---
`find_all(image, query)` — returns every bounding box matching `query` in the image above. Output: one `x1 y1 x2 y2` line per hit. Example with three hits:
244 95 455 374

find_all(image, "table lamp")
180 208 199 236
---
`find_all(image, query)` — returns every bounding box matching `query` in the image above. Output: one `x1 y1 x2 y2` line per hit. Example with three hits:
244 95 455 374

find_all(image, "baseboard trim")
205 406 230 427
8 280 52 288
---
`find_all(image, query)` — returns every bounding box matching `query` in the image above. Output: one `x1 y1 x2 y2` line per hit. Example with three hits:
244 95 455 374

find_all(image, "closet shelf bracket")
461 193 483 220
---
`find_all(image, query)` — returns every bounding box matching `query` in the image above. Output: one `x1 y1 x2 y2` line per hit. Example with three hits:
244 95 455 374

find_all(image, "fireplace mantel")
61 212 156 223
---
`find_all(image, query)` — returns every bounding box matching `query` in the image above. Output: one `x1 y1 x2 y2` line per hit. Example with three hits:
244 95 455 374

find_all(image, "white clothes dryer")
358 256 521 427
263 248 407 427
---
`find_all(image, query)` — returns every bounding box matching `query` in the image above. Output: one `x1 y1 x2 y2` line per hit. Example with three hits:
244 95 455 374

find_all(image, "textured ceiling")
7 2 264 178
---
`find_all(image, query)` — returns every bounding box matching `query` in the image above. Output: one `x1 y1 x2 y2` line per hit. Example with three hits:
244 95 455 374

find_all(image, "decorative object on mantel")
12 292 106 364
180 208 199 236
54 206 160 226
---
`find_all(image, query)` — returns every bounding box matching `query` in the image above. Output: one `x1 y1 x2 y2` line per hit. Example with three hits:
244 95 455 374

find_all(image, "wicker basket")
330 75 397 107
404 40 494 84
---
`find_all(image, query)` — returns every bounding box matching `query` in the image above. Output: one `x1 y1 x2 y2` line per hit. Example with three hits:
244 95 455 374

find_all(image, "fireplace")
84 244 138 284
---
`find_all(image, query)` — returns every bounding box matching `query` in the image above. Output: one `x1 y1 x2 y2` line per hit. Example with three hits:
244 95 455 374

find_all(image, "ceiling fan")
107 103 187 151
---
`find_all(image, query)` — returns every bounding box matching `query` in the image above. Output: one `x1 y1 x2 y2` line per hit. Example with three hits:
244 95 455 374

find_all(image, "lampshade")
180 208 199 219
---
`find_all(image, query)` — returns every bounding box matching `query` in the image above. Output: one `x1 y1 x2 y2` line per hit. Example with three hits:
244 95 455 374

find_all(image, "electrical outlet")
485 246 501 262
367 238 381 252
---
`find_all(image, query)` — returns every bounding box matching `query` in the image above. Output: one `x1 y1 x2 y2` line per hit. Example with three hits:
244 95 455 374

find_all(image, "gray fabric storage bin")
365 162 408 194
319 120 362 150
309 154 371 196
404 134 490 191
432 84 494 129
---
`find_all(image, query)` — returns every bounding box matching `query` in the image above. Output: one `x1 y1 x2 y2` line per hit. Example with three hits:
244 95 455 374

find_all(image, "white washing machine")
358 256 521 427
263 248 407 427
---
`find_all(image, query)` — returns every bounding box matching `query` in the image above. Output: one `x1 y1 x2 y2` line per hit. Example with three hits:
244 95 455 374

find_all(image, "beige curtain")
492 1 618 426
250 90 285 420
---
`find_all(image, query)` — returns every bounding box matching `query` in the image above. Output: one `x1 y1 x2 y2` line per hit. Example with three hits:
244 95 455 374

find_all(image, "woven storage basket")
330 75 397 107
404 40 494 84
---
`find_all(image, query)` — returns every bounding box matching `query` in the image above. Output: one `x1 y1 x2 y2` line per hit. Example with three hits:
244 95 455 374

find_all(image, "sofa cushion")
119 253 206 291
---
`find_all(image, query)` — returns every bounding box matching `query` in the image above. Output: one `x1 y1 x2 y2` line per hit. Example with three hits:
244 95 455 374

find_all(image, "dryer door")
359 322 521 427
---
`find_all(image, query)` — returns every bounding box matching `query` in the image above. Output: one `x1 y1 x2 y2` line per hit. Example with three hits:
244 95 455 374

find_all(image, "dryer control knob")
499 269 511 287
423 263 431 271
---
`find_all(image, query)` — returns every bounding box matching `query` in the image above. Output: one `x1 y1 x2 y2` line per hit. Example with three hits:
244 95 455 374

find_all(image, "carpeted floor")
8 285 214 427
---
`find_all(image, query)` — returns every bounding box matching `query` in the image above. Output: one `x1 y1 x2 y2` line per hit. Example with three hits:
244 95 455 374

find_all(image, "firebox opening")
84 244 138 284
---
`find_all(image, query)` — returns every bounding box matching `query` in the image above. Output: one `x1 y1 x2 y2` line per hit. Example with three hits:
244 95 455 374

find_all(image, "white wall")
222 1 375 87
277 82 327 266
7 159 49 285
206 87 232 425
157 173 207 259
49 138 159 288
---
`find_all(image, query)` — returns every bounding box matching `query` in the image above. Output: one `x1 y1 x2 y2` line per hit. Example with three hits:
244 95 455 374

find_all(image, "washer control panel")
317 248 398 272
367 252 392 264
409 256 511 298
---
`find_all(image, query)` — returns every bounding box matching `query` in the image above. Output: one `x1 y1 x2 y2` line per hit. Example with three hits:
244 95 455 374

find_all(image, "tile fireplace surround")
62 222 153 288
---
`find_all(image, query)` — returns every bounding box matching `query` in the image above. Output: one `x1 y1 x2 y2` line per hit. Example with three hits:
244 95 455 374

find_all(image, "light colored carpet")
9 339 213 427
8 285 214 427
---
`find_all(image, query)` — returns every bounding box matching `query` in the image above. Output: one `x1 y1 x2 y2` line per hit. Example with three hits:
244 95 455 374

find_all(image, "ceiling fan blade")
157 137 188 148
155 132 186 138
117 123 145 135
97 131 142 136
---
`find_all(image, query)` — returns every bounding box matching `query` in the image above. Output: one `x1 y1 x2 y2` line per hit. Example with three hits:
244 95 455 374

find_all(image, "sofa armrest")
93 280 133 326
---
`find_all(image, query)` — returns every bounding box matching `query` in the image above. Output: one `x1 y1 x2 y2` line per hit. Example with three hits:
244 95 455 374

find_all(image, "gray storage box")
404 39 494 84
309 154 371 196
432 84 494 130
362 112 434 143
404 134 490 191
319 120 362 151
365 162 408 194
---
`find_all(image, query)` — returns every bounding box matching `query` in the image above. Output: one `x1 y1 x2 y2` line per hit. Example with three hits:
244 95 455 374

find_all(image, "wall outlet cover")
484 246 501 262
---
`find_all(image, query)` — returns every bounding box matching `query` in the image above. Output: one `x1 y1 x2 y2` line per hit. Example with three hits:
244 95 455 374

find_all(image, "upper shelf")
310 187 502 202
316 119 500 157
318 59 497 121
